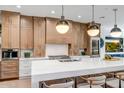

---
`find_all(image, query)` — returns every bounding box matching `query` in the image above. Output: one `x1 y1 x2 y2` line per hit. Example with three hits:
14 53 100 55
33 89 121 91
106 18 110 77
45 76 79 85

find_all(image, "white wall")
45 44 68 56
100 25 124 58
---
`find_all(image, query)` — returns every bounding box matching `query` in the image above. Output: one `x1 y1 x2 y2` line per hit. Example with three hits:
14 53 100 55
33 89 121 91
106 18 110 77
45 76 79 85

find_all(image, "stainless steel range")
48 55 80 62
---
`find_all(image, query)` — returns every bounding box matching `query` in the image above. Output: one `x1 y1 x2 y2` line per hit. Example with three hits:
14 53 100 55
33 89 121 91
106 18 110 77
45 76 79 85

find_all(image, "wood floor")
0 78 31 88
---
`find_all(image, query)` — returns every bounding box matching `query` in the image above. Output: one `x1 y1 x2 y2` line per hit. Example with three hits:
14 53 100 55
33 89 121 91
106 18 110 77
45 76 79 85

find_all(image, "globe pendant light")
110 9 122 37
87 5 99 37
56 5 69 34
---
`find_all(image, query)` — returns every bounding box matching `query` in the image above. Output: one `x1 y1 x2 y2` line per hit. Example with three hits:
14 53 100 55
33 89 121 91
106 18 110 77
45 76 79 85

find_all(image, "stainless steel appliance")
2 49 18 59
90 37 100 57
48 55 80 62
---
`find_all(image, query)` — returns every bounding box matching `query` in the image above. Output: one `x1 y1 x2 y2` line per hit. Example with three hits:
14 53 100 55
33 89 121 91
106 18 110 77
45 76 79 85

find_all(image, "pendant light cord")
92 5 94 22
61 5 65 20
62 5 64 16
114 9 117 25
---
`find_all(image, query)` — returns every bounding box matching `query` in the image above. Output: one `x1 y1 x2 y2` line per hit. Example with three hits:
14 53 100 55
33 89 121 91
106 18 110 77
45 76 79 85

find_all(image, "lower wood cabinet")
0 60 19 80
1 71 18 79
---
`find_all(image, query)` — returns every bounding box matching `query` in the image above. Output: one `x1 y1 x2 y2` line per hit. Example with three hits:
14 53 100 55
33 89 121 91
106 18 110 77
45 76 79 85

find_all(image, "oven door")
12 51 18 58
2 52 10 58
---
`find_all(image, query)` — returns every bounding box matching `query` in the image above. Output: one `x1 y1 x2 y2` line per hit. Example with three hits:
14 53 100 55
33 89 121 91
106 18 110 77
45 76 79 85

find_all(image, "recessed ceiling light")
51 10 55 14
16 5 21 9
78 15 82 18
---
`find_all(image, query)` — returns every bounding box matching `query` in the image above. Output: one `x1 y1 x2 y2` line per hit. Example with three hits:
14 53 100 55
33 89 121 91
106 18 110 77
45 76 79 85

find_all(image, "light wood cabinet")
72 22 81 55
20 16 33 49
46 18 73 44
1 11 20 49
1 71 18 79
0 60 19 79
33 17 46 57
46 18 91 56
71 22 89 55
80 24 89 48
1 61 18 71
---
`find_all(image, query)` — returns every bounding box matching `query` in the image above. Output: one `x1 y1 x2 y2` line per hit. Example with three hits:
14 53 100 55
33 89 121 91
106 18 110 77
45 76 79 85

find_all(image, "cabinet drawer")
1 66 18 71
19 61 31 70
19 61 31 66
1 71 19 79
19 65 31 70
1 61 18 66
19 69 31 77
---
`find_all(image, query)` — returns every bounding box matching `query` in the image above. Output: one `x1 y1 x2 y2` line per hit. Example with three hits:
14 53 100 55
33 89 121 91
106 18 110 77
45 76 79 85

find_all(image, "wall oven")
2 49 19 59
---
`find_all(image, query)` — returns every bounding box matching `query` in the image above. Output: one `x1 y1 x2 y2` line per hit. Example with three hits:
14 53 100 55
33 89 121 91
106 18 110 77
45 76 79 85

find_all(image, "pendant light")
110 9 122 37
56 5 69 34
87 5 99 37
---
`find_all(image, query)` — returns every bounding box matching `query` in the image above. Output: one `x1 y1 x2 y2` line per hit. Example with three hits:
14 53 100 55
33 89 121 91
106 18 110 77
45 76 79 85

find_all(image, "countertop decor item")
24 52 31 58
103 58 120 61
87 5 99 37
56 5 69 34
110 9 122 37
103 54 120 61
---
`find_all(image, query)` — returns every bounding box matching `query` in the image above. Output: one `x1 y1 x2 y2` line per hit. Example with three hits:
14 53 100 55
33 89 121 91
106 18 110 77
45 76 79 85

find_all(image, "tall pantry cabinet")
33 17 46 57
20 15 34 49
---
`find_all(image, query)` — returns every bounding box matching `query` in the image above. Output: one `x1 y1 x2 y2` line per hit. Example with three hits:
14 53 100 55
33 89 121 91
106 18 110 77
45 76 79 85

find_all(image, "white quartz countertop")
31 57 124 76
30 57 124 87
19 56 89 61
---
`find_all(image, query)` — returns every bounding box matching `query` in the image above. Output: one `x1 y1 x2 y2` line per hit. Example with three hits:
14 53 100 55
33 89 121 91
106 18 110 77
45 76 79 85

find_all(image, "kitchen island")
29 56 124 88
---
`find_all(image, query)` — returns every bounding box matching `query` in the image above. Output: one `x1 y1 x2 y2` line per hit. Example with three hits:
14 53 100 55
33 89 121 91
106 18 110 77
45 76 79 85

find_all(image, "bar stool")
106 72 124 88
77 74 106 88
40 78 74 88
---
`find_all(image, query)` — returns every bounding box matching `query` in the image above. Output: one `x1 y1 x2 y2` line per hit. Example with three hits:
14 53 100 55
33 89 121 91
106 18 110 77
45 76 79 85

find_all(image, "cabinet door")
19 60 31 77
72 22 81 55
1 11 20 48
33 17 45 57
20 16 33 49
80 24 89 48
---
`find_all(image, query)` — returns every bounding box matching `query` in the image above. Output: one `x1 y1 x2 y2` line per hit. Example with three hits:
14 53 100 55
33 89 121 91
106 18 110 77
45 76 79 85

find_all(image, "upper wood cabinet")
80 24 89 48
46 18 73 44
20 15 34 49
71 22 81 55
80 24 90 55
71 22 90 55
33 17 46 57
1 11 20 49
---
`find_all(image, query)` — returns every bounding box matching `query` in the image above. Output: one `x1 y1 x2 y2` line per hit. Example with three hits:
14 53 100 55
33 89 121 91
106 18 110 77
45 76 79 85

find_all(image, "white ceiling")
0 5 124 36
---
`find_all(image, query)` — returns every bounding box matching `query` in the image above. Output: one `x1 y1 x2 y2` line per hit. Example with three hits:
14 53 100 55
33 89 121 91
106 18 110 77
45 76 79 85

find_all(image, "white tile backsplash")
21 50 33 58
45 44 68 56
